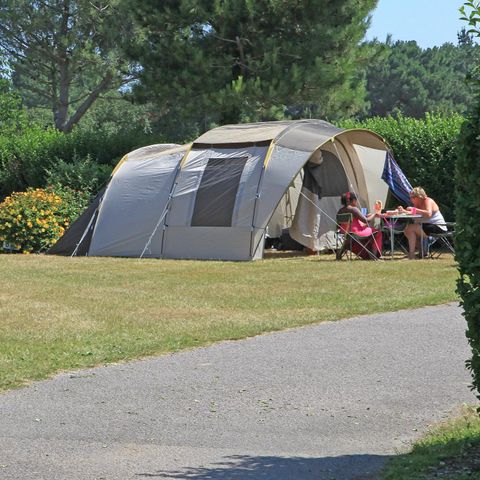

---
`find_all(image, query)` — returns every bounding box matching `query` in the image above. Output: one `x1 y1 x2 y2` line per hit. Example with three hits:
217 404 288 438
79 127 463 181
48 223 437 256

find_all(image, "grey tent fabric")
161 145 267 260
89 147 187 257
289 151 349 251
46 186 106 256
49 120 404 260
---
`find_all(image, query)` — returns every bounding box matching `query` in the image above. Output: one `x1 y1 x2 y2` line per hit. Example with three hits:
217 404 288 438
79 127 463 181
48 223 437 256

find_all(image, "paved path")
0 304 476 480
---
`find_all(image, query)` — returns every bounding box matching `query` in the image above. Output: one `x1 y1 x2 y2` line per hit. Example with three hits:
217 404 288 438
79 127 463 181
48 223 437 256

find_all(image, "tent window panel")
191 156 248 227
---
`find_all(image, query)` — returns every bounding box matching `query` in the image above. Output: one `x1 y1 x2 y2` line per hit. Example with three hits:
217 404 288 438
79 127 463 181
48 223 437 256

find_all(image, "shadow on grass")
136 453 390 479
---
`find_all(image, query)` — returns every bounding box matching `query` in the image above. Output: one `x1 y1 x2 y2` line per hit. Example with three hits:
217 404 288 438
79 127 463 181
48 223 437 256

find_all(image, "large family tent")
49 119 409 260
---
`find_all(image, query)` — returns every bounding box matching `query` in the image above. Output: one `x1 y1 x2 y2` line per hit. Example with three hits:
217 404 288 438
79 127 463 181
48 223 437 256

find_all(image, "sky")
366 0 468 48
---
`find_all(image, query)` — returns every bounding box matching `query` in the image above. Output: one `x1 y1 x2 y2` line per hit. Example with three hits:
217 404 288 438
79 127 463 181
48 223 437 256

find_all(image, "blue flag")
381 151 413 206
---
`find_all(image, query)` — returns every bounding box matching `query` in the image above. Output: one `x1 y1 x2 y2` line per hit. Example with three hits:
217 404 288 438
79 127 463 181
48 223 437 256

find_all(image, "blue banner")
381 151 413 205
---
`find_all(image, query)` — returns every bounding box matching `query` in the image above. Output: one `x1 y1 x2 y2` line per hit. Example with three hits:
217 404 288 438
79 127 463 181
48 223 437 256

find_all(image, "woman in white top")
399 187 447 259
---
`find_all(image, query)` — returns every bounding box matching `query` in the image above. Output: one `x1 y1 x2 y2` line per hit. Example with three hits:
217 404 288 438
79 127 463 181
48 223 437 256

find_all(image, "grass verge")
0 253 458 391
381 406 480 480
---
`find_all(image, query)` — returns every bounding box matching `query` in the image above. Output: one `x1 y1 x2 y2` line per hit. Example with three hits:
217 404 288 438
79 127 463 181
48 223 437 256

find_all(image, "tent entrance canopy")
267 134 390 252
49 119 400 260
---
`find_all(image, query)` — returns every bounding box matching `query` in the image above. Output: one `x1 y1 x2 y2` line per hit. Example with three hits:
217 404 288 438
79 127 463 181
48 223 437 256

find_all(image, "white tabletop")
383 214 422 219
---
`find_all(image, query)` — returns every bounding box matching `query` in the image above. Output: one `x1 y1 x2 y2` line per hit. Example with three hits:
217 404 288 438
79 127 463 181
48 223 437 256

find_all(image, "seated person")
337 191 382 259
399 187 447 259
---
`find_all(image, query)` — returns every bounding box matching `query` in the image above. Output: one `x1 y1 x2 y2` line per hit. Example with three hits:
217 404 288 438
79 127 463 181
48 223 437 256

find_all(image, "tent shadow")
135 453 391 479
263 250 310 259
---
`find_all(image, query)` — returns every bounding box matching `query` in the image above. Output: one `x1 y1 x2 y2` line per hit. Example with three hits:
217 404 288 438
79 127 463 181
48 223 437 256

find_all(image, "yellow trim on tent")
111 154 128 177
179 144 193 168
262 140 276 169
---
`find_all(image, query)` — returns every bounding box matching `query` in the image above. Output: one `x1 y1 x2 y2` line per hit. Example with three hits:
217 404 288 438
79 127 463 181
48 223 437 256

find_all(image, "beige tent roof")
194 119 388 152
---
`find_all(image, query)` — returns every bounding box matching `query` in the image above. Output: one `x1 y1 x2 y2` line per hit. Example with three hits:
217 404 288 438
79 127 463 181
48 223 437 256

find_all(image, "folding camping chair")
335 213 377 260
425 222 455 258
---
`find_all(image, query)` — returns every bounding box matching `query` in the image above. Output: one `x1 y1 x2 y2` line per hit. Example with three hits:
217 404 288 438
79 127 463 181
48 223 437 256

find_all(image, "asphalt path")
0 303 476 480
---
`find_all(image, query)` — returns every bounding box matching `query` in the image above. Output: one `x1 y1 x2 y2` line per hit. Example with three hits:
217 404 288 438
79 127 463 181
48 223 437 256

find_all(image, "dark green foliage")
456 0 480 405
456 103 480 404
366 33 477 117
45 154 112 194
339 115 464 220
0 124 164 197
0 78 27 134
129 0 378 127
366 41 430 117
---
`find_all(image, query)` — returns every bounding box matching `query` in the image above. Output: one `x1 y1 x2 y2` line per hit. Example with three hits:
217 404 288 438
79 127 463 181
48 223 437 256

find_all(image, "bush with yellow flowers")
0 186 89 253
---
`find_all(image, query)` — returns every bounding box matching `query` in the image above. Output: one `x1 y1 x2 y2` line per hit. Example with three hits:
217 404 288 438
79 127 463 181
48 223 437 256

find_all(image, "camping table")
383 214 422 258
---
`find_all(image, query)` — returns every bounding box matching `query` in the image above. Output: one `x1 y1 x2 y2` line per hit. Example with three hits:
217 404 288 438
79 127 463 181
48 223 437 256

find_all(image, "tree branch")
63 71 114 132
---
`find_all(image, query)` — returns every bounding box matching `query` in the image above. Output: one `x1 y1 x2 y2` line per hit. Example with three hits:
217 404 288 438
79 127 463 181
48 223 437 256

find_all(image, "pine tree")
129 0 378 127
0 0 138 132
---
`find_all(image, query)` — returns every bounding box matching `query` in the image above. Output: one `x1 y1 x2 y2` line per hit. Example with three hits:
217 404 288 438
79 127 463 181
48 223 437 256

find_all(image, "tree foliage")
0 0 137 132
128 0 378 128
0 78 27 134
456 0 480 404
366 32 477 117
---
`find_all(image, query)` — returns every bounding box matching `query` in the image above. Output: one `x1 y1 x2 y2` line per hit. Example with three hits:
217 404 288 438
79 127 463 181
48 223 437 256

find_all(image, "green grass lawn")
0 253 458 391
382 406 480 480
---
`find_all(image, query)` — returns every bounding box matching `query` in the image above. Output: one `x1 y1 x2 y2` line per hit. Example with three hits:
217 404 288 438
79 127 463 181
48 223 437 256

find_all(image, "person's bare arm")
416 198 434 218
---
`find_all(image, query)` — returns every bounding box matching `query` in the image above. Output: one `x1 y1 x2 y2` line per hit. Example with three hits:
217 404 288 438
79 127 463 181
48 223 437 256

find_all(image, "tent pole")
137 145 192 259
297 190 380 260
71 209 98 257
139 191 176 259
249 141 275 258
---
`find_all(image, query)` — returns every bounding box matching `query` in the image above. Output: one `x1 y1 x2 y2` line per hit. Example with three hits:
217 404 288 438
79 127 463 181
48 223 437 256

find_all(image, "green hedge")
339 114 464 220
456 103 480 404
0 124 164 197
0 114 463 220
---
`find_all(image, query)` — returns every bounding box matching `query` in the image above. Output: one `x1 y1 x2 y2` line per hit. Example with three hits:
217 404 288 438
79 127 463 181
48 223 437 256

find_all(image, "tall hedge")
0 125 164 197
0 114 463 214
456 102 480 403
339 114 464 220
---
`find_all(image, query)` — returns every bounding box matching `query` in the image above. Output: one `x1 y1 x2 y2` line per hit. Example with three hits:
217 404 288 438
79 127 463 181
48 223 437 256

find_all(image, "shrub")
45 154 112 193
0 123 166 197
456 0 480 408
339 114 464 220
0 187 89 253
456 103 480 404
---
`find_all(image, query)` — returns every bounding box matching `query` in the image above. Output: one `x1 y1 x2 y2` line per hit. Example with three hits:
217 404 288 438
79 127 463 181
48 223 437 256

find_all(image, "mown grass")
0 253 458 391
382 406 480 480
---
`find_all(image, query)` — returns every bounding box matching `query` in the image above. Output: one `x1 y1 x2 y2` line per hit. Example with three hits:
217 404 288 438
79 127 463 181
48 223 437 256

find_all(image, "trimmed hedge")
456 103 480 404
0 114 462 222
339 114 464 220
0 124 164 197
